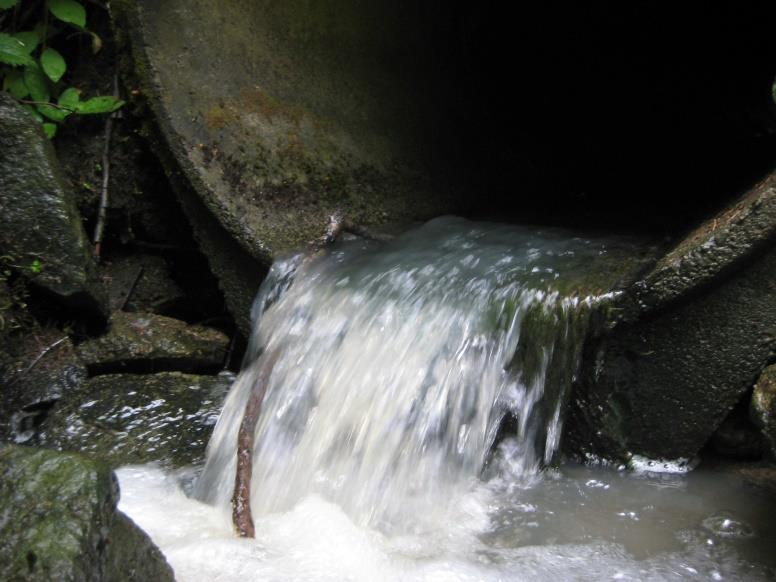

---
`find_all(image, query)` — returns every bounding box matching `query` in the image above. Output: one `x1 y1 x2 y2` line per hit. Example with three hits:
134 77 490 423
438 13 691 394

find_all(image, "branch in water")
308 211 392 253
232 348 279 537
232 211 389 537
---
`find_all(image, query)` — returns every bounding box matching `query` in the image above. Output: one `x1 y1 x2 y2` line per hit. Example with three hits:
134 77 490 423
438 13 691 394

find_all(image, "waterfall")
194 216 629 533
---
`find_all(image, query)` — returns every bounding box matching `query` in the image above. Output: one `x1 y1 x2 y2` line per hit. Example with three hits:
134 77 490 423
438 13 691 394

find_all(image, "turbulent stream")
116 217 776 581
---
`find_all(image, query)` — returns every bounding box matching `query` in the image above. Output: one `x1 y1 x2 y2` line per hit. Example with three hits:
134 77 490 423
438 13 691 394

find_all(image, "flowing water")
116 217 776 580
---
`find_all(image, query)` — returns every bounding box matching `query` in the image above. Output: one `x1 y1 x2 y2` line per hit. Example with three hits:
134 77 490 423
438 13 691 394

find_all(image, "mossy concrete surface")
112 0 463 267
0 94 106 319
751 365 776 458
0 445 174 581
566 175 776 461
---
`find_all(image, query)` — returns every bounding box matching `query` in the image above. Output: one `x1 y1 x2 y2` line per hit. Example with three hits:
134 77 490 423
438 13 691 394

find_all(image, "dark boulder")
0 445 174 581
0 93 106 319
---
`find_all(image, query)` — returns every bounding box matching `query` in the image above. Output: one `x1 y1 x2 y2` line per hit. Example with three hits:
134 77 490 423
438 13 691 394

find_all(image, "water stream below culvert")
114 217 776 580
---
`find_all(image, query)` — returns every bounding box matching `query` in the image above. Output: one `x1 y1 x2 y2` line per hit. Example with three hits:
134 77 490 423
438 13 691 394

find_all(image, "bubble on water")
702 514 755 539
628 455 698 474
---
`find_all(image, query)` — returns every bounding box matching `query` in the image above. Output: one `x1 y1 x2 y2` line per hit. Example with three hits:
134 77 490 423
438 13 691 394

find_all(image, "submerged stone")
0 445 174 581
39 371 233 467
78 311 229 374
751 365 776 458
0 94 106 319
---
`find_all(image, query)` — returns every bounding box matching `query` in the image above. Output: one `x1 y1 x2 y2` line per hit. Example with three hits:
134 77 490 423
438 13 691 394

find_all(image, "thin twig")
223 330 237 371
8 336 68 387
92 73 120 259
119 265 144 311
18 100 77 113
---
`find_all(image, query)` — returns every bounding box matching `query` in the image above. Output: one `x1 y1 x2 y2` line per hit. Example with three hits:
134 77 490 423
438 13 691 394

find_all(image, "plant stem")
92 72 119 259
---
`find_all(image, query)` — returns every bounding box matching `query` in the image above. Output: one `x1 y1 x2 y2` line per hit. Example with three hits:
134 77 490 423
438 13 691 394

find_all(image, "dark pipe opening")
419 2 776 233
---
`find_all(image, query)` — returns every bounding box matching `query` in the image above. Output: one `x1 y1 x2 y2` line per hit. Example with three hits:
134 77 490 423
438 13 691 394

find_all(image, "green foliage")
48 0 85 28
0 0 124 138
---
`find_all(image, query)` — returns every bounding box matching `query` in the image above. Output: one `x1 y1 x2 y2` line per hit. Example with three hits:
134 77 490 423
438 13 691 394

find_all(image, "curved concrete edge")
619 170 776 320
111 0 461 266
111 1 272 265
565 171 776 462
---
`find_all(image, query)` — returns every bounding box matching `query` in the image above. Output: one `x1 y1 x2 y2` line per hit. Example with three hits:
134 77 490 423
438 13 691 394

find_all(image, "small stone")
750 365 776 457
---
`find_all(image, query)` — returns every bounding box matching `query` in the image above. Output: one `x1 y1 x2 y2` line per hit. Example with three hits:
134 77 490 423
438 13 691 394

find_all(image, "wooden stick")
7 336 68 387
231 210 382 536
119 265 144 311
232 348 279 537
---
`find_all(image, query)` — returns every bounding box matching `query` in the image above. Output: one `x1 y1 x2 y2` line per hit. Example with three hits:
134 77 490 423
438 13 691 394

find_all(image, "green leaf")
23 64 49 102
58 86 80 109
48 0 86 28
0 33 34 66
41 48 66 82
42 123 57 140
2 70 28 99
76 95 124 114
0 0 19 10
37 103 69 122
29 259 42 273
13 31 39 53
90 32 102 54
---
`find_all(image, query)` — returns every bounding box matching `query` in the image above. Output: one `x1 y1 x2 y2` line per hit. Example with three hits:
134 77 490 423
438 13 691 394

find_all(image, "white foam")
117 465 774 582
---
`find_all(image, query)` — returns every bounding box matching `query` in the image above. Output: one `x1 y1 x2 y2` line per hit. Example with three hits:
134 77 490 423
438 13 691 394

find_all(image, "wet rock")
710 414 763 460
38 371 233 467
101 254 185 313
0 93 106 319
751 365 776 458
78 311 229 374
0 445 174 581
0 330 87 443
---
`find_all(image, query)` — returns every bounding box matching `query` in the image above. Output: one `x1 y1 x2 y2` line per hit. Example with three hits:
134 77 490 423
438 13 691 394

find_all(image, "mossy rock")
77 311 229 374
751 365 776 458
0 445 174 581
